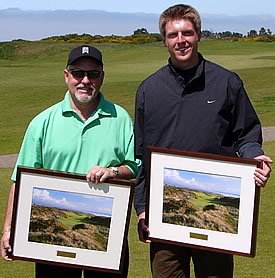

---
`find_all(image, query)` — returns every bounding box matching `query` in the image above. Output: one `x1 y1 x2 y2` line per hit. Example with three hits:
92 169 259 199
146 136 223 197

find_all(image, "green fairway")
1 40 275 154
191 191 217 208
0 40 275 277
0 142 274 277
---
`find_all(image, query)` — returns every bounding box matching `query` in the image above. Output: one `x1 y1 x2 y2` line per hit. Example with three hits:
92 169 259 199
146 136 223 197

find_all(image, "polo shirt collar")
61 91 112 117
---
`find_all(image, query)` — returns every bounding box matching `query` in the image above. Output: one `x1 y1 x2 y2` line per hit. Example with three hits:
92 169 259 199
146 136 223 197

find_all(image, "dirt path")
262 126 275 142
1 127 275 169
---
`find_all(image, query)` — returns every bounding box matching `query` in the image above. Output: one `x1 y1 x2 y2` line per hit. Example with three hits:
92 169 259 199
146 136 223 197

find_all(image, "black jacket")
134 54 263 215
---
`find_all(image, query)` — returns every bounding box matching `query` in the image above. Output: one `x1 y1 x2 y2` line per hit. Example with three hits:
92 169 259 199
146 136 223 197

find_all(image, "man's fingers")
138 219 150 242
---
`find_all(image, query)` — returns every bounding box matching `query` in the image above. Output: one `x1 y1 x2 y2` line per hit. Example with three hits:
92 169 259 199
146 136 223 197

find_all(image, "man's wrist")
138 212 146 221
110 167 119 177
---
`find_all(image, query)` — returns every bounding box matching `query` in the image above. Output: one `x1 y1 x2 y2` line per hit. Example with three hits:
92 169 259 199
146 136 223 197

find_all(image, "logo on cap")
82 47 89 54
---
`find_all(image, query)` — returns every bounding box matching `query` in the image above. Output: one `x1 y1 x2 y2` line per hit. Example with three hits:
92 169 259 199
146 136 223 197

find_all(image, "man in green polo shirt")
1 45 140 278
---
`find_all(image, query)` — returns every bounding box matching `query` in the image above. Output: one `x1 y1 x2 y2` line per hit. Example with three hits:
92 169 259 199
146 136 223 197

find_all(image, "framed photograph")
11 166 134 273
146 146 261 257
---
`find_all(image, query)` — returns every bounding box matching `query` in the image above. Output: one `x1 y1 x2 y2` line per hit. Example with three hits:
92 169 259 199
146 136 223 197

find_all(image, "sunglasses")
68 69 102 79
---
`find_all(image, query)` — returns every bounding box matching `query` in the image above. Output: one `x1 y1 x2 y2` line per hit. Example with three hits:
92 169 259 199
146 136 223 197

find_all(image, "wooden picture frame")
146 146 261 257
11 166 134 273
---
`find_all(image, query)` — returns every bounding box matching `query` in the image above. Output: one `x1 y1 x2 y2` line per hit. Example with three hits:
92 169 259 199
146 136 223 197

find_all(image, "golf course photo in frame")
11 167 134 273
146 146 261 257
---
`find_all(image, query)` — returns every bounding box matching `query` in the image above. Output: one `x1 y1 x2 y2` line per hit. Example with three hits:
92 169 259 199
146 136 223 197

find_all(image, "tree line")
40 29 162 44
13 27 274 44
202 26 274 41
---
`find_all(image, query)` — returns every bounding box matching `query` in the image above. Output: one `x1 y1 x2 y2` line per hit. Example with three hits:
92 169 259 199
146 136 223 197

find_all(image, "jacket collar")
168 53 205 85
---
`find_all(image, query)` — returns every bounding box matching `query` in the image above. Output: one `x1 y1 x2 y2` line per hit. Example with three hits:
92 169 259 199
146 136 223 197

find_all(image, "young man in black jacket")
134 4 272 278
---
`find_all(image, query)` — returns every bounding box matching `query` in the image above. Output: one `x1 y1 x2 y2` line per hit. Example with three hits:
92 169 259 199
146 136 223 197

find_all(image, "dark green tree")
133 28 149 35
247 30 258 37
259 27 267 36
201 30 213 38
267 28 272 35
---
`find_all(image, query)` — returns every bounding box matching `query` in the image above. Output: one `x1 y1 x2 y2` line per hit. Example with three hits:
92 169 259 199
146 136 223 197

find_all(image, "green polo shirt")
12 91 140 180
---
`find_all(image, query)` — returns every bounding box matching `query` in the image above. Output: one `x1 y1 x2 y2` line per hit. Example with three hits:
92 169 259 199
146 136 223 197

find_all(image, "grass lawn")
1 40 275 154
0 40 275 277
191 191 217 208
0 142 274 277
234 141 275 277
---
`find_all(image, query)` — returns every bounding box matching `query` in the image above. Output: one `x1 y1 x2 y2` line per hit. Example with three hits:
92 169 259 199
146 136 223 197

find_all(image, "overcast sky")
1 0 275 16
1 1 275 41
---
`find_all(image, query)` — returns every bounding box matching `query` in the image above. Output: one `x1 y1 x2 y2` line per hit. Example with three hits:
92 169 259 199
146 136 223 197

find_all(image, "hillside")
29 204 111 251
163 185 239 233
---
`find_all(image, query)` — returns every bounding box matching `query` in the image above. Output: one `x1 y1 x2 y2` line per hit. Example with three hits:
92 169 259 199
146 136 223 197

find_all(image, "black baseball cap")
66 45 103 67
